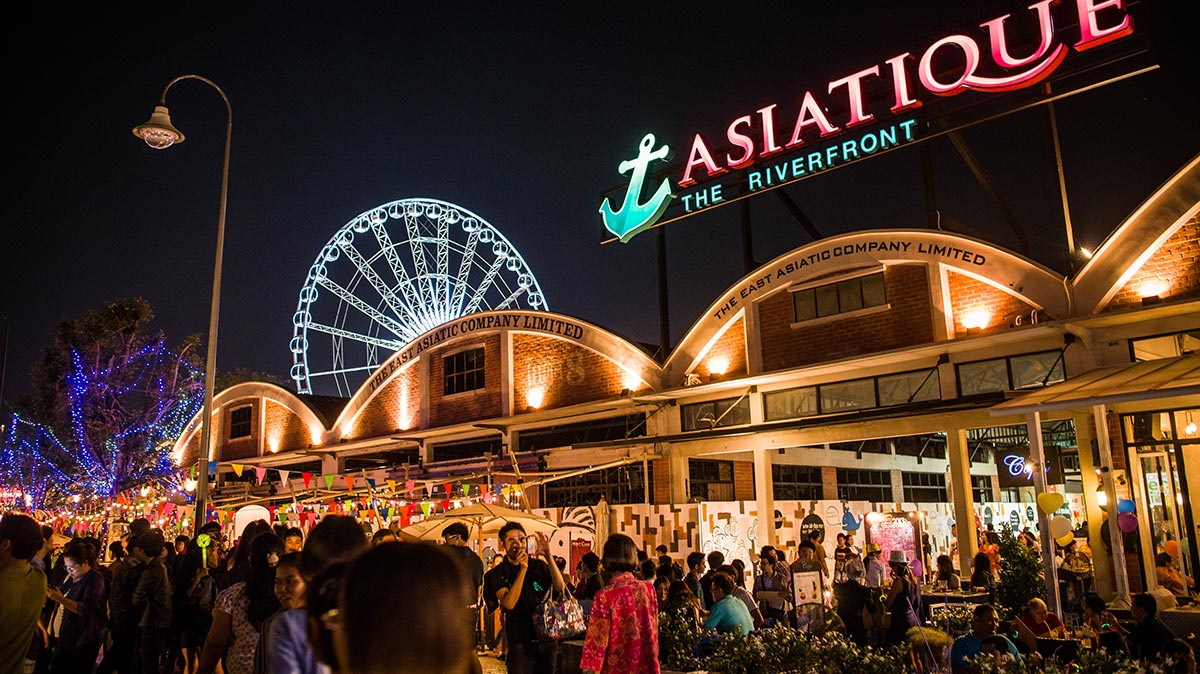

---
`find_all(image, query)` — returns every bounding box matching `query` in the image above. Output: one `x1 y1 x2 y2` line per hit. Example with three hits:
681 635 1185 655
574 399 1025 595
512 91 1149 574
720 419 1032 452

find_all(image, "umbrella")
398 502 558 542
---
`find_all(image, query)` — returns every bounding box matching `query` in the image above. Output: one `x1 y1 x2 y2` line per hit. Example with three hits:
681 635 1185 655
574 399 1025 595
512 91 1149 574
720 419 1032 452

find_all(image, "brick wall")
218 398 257 461
652 458 671 504
822 465 838 500
1104 216 1200 312
264 399 314 454
692 317 748 380
349 366 420 438
733 460 756 501
947 270 1043 333
428 334 503 427
512 333 627 411
759 264 935 372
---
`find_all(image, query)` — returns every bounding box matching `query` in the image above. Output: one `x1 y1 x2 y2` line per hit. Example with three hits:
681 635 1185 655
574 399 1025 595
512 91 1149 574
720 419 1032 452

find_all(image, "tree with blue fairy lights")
1 298 204 507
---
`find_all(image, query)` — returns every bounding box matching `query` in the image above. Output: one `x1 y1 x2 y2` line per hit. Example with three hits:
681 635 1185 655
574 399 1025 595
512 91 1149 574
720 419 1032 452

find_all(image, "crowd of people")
3 511 1199 674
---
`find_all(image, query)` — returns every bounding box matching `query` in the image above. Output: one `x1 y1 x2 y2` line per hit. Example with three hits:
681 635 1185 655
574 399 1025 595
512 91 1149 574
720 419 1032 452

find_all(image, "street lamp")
133 75 232 536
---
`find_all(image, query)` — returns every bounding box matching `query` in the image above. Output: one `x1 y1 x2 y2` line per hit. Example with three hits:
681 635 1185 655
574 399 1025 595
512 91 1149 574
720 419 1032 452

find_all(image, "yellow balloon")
1056 532 1074 546
1037 492 1065 516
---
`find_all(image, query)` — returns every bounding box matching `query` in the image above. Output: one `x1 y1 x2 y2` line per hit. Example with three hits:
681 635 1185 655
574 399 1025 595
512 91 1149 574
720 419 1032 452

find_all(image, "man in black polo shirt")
483 522 565 674
1121 593 1176 662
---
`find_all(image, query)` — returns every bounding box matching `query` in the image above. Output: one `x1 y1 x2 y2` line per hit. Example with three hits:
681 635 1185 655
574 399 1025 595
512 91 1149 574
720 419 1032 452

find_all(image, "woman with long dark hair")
581 534 660 674
335 543 477 674
196 532 284 674
221 520 273 590
45 539 106 674
173 538 220 674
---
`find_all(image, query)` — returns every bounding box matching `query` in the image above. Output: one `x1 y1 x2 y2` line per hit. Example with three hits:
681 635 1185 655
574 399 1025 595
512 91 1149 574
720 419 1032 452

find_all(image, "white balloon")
1048 515 1072 538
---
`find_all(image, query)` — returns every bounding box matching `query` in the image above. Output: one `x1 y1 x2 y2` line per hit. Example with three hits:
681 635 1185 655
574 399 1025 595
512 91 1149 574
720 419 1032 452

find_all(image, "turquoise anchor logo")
600 133 673 243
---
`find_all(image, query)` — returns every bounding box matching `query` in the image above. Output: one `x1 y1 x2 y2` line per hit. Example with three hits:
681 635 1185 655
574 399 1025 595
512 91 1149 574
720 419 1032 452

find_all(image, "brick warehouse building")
174 154 1199 603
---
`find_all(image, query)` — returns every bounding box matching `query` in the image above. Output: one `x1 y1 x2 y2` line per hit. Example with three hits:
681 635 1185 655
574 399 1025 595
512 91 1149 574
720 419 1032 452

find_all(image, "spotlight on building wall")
707 356 730 377
526 386 545 410
961 308 991 331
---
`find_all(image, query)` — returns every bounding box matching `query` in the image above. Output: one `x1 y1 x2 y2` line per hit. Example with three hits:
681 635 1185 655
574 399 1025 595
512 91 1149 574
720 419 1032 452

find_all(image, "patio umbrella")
398 502 558 542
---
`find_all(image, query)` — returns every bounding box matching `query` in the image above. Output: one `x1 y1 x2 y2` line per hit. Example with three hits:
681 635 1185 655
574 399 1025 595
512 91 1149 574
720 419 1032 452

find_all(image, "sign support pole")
656 228 671 357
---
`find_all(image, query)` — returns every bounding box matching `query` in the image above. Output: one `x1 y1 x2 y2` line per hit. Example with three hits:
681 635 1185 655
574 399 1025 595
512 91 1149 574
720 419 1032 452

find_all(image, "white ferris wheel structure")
290 198 548 396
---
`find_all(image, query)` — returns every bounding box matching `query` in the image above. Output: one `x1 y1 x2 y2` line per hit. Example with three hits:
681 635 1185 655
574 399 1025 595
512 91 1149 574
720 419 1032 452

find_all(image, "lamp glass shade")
133 105 185 149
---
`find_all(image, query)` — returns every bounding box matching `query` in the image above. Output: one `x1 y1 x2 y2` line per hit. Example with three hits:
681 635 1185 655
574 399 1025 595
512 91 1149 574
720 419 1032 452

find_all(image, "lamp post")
133 75 231 536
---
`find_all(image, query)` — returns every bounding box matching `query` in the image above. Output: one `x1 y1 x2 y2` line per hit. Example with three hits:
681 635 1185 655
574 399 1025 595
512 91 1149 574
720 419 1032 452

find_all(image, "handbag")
534 587 586 641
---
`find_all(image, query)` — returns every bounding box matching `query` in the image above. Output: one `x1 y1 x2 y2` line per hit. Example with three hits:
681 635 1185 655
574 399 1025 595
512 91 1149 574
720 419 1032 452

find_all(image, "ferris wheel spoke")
462 255 506 315
307 322 404 351
450 229 480 315
338 241 419 326
436 212 450 319
316 277 414 342
493 286 529 311
370 220 425 312
303 364 380 378
403 213 436 321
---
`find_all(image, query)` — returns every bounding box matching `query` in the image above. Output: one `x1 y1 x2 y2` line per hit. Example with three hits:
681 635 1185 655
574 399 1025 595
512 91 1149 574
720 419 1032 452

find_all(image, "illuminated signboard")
598 0 1138 243
995 445 1065 489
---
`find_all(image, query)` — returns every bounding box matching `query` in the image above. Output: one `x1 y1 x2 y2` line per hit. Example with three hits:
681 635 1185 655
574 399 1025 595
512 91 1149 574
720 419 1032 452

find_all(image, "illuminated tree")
6 298 205 504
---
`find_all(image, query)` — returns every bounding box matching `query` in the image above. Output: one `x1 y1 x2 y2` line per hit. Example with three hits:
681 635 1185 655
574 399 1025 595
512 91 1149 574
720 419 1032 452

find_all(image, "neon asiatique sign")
599 0 1135 244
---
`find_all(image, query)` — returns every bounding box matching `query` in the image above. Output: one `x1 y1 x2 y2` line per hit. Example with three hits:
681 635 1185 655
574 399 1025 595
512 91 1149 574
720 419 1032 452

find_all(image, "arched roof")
665 229 1067 381
171 382 330 461
1072 153 1200 314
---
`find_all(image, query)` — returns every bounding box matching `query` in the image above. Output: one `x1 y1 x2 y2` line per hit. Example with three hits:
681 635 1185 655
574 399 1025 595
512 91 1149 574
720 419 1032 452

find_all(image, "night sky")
5 1 1196 400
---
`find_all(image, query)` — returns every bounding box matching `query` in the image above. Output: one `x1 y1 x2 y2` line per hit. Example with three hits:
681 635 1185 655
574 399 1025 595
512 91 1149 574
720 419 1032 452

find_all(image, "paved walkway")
478 654 506 674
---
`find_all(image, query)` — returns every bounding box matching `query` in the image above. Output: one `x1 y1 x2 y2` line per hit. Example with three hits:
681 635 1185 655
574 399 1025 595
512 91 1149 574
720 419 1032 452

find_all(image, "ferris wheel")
290 198 548 396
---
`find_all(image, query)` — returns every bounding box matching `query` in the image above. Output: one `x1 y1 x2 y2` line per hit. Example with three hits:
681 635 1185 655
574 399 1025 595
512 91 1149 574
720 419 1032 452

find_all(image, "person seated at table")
934 554 960 590
980 635 1018 666
1158 638 1197 673
1014 597 1067 651
1109 593 1177 662
705 573 755 636
950 604 1022 674
1081 592 1124 650
1156 553 1193 596
661 580 702 627
970 553 996 597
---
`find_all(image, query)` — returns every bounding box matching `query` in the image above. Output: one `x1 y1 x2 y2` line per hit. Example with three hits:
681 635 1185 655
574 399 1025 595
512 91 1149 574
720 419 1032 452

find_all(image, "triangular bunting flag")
387 480 397 493
440 499 451 513
268 506 276 522
255 467 267 485
303 472 313 489
232 463 245 478
324 475 335 490
367 478 376 490
278 470 290 486
444 483 452 496
344 475 355 491
406 480 416 494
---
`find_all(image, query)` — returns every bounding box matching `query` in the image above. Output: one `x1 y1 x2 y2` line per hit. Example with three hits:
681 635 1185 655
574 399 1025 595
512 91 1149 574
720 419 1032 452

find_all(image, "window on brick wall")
542 463 651 507
764 386 818 421
902 472 947 502
229 406 253 439
1131 331 1200 361
772 464 823 500
689 459 735 501
762 368 940 422
835 468 892 502
958 350 1064 395
430 436 501 462
792 271 886 322
971 475 994 502
444 347 485 395
681 397 750 431
517 414 647 452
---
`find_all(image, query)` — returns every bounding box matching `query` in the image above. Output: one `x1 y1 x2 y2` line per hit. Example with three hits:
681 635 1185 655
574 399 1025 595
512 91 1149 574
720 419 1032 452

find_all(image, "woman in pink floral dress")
581 534 659 674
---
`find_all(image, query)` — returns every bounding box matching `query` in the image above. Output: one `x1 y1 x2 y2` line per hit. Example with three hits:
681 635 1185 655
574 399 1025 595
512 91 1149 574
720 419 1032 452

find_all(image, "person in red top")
1014 597 1067 651
581 534 659 674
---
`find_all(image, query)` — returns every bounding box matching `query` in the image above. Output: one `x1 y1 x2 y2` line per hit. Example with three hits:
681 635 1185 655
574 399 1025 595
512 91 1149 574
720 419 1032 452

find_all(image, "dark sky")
5 1 1196 400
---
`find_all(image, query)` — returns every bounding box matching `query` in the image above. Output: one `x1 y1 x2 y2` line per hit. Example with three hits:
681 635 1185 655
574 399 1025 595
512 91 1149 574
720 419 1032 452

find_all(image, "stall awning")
990 354 1200 416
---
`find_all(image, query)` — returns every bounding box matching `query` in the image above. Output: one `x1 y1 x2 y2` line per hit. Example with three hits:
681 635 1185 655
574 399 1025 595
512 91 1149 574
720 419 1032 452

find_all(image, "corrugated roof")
990 354 1200 416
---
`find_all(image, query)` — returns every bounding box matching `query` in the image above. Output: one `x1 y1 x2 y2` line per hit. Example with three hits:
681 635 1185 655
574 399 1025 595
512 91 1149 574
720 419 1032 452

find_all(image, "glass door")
1138 449 1192 584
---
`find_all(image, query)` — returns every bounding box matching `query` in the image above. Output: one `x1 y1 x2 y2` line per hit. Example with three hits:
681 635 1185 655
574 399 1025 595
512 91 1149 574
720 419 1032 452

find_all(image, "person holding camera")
482 523 565 674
